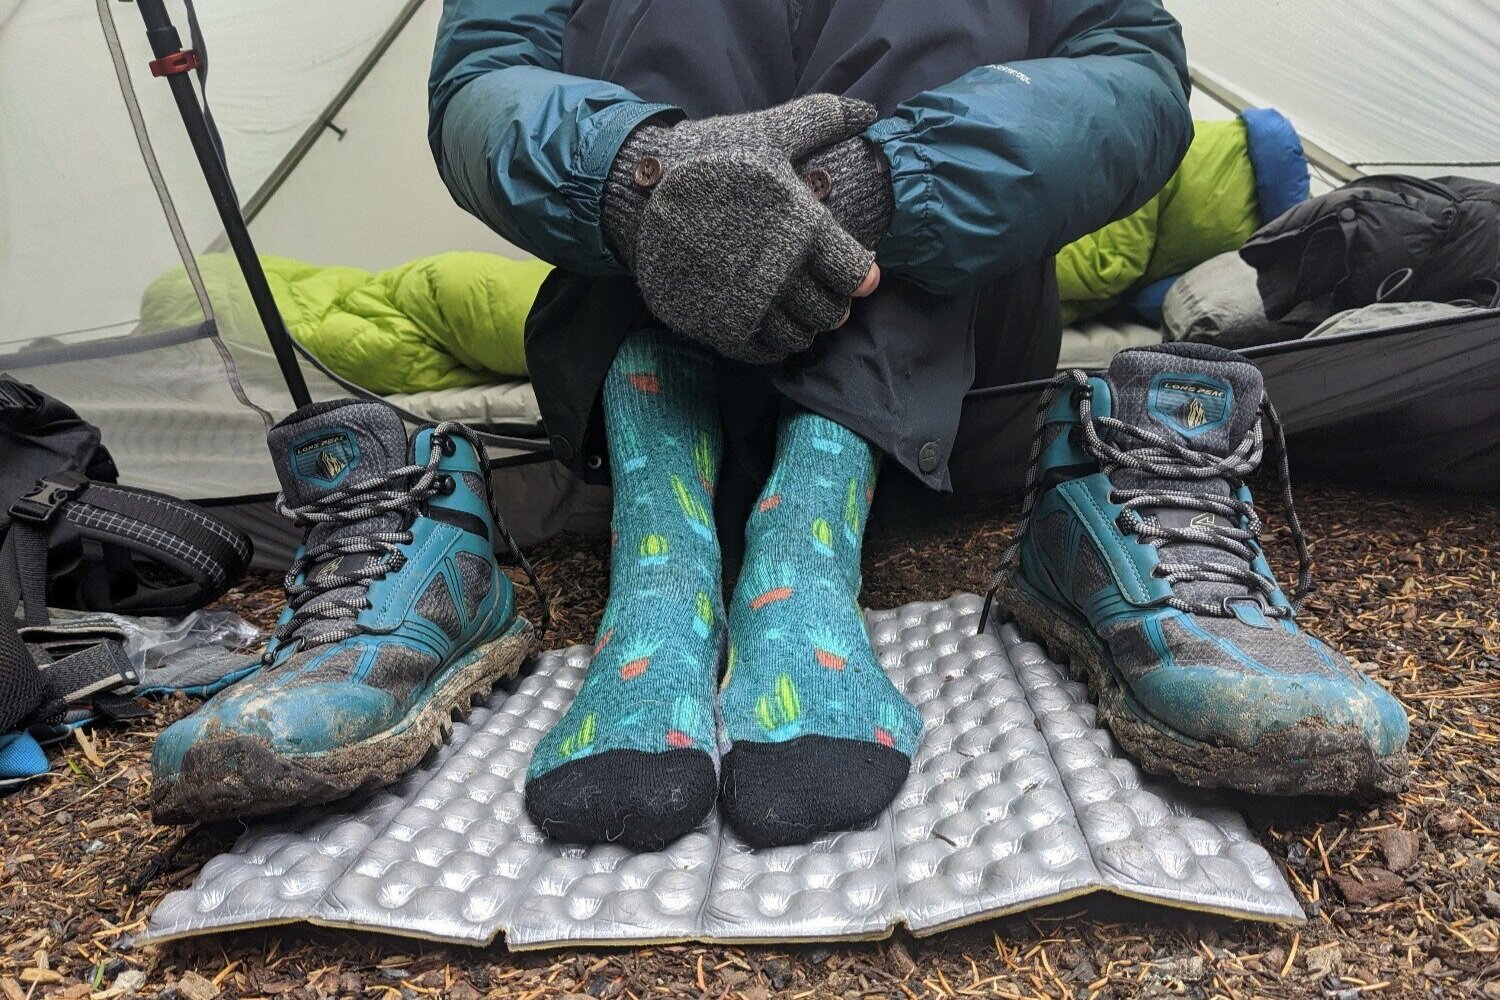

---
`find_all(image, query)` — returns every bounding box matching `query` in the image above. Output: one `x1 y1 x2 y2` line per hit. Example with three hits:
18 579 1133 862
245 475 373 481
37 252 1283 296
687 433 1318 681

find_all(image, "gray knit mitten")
795 136 894 251
603 95 879 364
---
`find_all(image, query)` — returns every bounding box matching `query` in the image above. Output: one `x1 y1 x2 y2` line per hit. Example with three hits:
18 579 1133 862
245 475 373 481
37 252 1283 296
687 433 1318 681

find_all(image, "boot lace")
980 369 1312 632
265 421 549 665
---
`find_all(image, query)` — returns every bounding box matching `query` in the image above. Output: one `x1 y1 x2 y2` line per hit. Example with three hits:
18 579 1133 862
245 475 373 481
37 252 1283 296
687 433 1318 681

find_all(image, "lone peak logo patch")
1147 373 1233 438
292 429 360 487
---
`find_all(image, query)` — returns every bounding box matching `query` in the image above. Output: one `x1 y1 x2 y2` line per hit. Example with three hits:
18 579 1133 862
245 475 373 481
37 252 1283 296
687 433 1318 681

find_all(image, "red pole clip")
148 50 201 77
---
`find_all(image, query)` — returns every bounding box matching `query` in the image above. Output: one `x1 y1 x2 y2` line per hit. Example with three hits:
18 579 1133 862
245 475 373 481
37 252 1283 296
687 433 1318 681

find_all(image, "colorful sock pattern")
525 328 724 850
719 409 922 847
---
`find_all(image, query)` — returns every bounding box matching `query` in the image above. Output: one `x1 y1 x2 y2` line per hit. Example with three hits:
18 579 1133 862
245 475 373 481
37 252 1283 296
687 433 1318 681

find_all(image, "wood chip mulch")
2 482 1497 999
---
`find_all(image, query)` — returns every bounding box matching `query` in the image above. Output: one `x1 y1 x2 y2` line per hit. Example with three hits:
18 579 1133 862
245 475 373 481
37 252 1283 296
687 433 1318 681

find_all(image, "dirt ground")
2 482 1497 999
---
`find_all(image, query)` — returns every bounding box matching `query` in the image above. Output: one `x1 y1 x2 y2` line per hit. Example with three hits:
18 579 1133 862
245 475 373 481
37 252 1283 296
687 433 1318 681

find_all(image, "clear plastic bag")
50 607 263 694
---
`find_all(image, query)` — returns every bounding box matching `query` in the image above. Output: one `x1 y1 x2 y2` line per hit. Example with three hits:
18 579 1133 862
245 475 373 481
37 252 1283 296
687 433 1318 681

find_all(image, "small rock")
114 970 148 996
176 970 219 1000
1303 942 1343 978
1155 955 1205 982
762 958 792 990
887 939 918 978
584 970 619 998
1068 960 1099 984
1331 867 1405 905
448 981 482 1000
807 947 833 964
740 986 770 1000
1377 827 1421 872
1431 812 1464 835
1483 982 1500 999
1481 890 1500 917
719 969 749 988
84 839 107 855
1262 947 1286 973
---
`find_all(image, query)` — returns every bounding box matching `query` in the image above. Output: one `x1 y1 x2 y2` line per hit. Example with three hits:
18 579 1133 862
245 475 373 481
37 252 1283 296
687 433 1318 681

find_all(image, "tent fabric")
1 0 415 351
1172 2 1500 183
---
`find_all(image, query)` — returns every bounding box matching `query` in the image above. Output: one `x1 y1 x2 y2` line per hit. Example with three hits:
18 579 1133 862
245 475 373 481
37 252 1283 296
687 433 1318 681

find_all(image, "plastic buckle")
9 476 85 525
148 50 201 77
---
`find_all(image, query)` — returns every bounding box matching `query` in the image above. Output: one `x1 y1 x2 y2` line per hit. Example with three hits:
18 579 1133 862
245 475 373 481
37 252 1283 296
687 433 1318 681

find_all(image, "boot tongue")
266 401 413 645
1104 345 1268 611
268 399 411 508
1106 345 1264 457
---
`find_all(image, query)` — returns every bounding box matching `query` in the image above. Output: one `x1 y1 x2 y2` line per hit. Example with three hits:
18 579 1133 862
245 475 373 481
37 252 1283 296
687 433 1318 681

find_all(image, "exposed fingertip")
854 264 881 297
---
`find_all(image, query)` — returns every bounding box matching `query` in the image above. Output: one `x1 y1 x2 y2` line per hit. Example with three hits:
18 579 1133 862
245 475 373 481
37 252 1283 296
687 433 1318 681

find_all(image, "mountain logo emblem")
1148 373 1233 437
1184 398 1209 429
1190 512 1219 529
315 449 346 480
292 430 360 487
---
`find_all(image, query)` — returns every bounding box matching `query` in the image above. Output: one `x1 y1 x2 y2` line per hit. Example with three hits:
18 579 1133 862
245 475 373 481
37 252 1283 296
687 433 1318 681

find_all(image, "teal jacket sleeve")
867 0 1192 295
427 0 680 274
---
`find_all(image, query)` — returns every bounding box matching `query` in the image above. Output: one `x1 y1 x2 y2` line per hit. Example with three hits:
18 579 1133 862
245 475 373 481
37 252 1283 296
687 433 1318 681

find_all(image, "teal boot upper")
153 401 523 780
1007 345 1408 763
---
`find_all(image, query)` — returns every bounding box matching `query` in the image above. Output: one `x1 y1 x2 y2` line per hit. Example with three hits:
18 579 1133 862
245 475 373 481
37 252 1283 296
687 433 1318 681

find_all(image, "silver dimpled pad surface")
146 594 1302 948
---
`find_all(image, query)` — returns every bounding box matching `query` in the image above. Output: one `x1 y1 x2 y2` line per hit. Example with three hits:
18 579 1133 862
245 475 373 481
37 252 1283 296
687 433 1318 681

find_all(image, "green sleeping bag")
1055 118 1262 325
140 252 552 394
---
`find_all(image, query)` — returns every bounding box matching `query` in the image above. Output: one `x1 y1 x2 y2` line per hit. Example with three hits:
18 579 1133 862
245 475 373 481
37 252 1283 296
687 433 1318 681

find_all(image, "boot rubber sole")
994 581 1408 799
152 619 537 825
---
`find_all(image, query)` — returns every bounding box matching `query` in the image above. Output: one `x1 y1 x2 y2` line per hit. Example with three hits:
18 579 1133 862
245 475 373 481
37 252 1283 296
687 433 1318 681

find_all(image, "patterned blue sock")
719 409 922 846
525 328 723 850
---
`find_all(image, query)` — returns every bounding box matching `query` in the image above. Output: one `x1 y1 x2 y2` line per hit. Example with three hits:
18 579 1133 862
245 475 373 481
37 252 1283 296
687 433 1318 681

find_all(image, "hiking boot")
151 400 538 823
987 343 1409 797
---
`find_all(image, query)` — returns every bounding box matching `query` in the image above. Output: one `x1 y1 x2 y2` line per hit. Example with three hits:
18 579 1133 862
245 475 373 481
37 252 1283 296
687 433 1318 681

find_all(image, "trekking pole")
128 0 313 408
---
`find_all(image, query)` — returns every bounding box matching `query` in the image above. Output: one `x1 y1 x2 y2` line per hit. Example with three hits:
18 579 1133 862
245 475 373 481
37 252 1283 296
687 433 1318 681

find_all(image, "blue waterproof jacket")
429 0 1191 297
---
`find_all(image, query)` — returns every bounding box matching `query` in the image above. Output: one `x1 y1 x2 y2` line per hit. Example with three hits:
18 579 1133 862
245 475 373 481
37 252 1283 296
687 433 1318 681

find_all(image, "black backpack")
1242 174 1500 325
1 376 252 733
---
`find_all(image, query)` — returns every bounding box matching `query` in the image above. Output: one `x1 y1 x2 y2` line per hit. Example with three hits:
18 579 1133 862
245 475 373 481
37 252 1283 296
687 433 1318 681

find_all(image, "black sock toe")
525 748 717 852
720 736 911 848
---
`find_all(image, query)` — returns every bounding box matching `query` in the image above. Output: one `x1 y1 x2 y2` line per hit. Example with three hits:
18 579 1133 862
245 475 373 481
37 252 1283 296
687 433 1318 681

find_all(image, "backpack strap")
47 480 253 617
0 473 250 733
0 475 138 733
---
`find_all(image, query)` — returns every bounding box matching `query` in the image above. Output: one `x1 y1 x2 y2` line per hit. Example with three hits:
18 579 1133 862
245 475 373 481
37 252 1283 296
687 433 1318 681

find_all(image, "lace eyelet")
1070 386 1089 407
436 475 456 496
435 433 456 457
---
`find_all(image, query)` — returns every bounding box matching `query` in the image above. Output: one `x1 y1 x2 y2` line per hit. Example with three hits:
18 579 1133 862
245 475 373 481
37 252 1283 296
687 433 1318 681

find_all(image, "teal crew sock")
525 328 724 850
719 409 922 847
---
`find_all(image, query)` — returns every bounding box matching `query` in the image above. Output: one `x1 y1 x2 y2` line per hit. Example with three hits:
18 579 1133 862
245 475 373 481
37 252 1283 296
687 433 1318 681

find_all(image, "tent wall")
1172 0 1500 184
247 1 523 270
0 0 418 350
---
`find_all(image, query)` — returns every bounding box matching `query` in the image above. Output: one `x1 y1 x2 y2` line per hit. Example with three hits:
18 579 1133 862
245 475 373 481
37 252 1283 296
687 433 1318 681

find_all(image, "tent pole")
131 0 313 408
1188 69 1363 185
231 0 428 232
